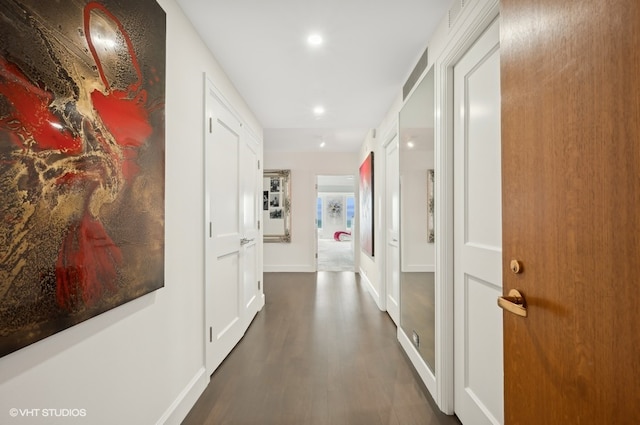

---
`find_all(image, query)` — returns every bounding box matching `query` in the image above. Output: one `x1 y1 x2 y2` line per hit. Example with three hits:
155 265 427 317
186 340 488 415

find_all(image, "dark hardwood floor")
182 272 461 425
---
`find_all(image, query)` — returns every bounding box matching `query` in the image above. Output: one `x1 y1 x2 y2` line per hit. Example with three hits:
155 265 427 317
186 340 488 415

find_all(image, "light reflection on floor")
317 238 354 271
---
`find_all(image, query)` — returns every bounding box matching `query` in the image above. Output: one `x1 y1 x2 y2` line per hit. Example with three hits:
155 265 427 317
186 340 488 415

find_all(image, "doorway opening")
316 175 356 272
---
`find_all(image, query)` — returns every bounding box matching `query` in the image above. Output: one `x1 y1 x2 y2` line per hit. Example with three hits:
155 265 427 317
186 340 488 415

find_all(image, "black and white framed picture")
263 169 291 242
270 193 280 207
270 208 283 219
270 177 280 192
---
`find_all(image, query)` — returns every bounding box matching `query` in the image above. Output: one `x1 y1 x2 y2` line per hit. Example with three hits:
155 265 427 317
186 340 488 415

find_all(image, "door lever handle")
240 237 255 246
497 289 528 317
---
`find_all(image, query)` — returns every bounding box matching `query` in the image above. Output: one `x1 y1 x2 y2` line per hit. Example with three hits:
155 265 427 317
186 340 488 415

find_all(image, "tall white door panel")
453 18 503 425
240 131 261 329
204 78 249 375
385 134 400 326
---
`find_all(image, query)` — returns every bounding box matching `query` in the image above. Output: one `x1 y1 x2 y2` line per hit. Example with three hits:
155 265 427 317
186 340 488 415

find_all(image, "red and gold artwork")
359 152 374 257
0 0 165 357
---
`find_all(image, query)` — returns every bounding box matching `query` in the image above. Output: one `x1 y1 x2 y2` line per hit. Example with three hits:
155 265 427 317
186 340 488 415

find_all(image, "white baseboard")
398 327 437 402
264 265 315 272
156 367 208 425
359 267 384 310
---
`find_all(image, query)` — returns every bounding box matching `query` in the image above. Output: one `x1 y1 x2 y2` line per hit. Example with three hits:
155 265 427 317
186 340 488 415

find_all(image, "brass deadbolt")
510 260 523 274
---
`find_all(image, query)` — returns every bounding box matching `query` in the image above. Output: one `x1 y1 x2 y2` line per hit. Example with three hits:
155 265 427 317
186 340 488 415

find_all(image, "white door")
240 131 261 329
453 19 503 425
204 79 246 375
385 134 400 325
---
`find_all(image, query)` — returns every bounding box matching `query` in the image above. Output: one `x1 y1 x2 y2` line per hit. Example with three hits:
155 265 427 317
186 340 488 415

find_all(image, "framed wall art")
359 152 374 257
263 169 291 243
0 0 166 357
326 197 343 221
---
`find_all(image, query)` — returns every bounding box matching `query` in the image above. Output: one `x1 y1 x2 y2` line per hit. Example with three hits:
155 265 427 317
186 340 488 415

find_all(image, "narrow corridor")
183 272 460 425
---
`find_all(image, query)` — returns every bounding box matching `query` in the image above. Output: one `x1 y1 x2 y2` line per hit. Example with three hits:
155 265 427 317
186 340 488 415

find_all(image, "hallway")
183 272 460 425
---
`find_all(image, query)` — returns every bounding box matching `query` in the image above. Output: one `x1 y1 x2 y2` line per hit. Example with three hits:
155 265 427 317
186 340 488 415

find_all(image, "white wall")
263 152 358 272
357 131 385 308
0 1 262 424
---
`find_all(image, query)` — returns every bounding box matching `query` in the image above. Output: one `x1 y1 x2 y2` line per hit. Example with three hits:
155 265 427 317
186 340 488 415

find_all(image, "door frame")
314 175 357 272
433 0 500 414
382 124 399 325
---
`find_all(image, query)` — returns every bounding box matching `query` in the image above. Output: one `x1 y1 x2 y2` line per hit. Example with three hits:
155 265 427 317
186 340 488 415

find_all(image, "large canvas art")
359 152 374 257
0 0 166 357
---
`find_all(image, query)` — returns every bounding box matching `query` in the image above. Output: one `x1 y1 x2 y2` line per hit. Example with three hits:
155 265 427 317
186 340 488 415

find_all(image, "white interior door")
385 135 400 325
453 19 503 425
204 78 246 375
241 131 261 329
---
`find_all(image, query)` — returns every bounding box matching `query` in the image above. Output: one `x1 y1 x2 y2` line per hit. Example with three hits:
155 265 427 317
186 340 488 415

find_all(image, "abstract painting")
326 197 343 221
359 152 374 257
0 0 166 357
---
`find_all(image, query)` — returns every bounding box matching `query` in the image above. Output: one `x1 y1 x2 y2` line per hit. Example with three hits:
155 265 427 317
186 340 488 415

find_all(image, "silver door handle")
240 237 255 246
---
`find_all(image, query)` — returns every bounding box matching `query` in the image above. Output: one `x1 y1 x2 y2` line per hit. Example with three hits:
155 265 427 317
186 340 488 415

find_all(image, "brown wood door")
500 0 640 423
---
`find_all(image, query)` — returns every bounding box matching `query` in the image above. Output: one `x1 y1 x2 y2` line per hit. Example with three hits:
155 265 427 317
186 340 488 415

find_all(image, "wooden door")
454 18 503 425
500 0 640 422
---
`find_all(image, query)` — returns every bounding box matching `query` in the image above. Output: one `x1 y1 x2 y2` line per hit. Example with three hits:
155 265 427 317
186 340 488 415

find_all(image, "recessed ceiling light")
407 141 415 148
307 33 323 46
319 141 326 148
313 106 325 116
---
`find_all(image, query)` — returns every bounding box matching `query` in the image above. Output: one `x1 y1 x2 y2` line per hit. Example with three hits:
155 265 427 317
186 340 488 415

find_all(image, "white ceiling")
174 0 451 152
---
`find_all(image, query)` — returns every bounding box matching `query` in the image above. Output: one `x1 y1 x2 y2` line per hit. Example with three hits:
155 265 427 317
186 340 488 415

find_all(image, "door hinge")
209 117 212 133
209 326 212 342
258 160 260 169
315 253 318 259
257 220 260 230
258 280 261 290
209 222 212 238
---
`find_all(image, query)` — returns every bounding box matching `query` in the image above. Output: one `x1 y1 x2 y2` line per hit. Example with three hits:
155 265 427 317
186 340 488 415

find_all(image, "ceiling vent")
402 46 428 101
448 0 464 29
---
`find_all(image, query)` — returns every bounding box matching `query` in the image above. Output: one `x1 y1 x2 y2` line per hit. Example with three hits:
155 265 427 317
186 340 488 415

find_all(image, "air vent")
448 0 463 29
402 46 429 100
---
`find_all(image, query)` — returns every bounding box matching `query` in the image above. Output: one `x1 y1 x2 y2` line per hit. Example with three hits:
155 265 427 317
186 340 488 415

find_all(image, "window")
346 196 355 229
316 197 323 228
